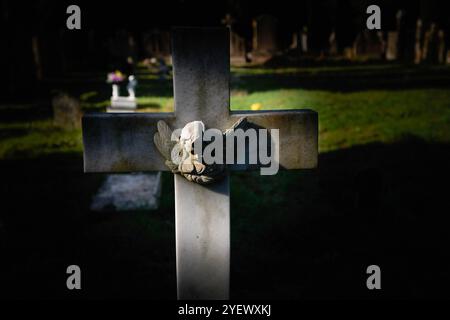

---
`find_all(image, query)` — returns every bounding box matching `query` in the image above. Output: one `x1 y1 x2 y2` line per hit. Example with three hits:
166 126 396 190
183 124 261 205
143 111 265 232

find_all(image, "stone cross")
82 27 318 299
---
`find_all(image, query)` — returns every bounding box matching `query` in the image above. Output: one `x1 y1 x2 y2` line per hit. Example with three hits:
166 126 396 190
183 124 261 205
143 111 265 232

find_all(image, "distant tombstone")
377 31 386 55
221 14 246 62
414 19 423 64
301 26 308 53
343 47 354 60
447 50 450 64
422 23 439 64
290 32 298 50
230 32 246 61
252 15 278 53
386 31 398 61
143 29 171 58
395 10 405 60
91 172 162 211
437 30 445 64
328 30 337 56
354 30 385 59
52 92 82 129
107 72 137 112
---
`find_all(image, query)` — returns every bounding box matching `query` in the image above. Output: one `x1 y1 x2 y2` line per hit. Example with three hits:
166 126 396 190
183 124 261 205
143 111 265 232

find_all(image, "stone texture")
52 92 82 129
175 174 230 299
81 27 319 300
172 28 231 300
91 173 162 211
82 110 317 173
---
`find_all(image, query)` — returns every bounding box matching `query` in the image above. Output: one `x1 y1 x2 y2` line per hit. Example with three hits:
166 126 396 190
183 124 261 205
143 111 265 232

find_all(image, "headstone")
395 10 405 60
107 73 137 112
301 26 308 53
91 173 162 211
290 32 298 50
343 47 354 60
252 15 278 53
142 29 171 58
221 14 246 63
414 19 423 64
386 31 399 61
437 30 446 64
328 30 337 56
52 92 82 129
422 23 439 64
82 27 318 299
230 32 245 58
353 30 385 59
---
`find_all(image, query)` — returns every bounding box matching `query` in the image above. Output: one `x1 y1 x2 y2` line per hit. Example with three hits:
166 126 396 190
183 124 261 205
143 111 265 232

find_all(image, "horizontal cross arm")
82 109 318 173
230 109 318 170
82 112 175 173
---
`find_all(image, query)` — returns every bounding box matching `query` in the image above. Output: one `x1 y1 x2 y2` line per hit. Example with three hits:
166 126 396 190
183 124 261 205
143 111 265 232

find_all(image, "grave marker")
82 27 318 299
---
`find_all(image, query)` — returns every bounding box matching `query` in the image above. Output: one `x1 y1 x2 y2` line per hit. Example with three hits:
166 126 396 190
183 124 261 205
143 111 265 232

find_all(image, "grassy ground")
1 64 450 299
1 64 450 158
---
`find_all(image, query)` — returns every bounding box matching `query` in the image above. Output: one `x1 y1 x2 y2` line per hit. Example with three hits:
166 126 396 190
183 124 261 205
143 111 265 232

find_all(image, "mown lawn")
1 64 450 159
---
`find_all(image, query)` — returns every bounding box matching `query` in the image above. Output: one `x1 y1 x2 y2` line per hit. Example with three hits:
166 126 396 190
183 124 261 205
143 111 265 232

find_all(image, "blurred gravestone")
108 75 138 112
395 10 406 60
353 31 384 59
301 26 308 53
142 29 171 58
290 32 298 50
91 173 162 211
422 23 439 64
222 14 246 64
414 19 423 64
252 15 278 62
386 31 398 61
52 92 82 129
437 30 445 64
328 30 337 56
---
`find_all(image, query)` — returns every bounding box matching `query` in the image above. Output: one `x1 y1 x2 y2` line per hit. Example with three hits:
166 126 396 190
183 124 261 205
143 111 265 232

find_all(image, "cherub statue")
154 118 246 184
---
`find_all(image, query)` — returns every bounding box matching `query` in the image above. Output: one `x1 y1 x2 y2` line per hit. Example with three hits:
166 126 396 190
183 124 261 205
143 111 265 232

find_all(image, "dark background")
2 0 449 99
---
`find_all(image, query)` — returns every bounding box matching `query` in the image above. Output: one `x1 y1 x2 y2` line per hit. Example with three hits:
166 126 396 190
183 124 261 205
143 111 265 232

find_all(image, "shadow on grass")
0 138 449 299
231 137 450 299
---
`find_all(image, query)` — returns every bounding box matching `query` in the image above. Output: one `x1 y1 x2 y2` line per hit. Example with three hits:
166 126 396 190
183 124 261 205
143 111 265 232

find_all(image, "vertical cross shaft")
172 28 231 299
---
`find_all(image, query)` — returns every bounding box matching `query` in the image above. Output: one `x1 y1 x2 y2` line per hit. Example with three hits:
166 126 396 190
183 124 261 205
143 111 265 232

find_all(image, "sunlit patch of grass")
231 88 450 153
136 96 173 112
1 65 450 160
0 120 82 159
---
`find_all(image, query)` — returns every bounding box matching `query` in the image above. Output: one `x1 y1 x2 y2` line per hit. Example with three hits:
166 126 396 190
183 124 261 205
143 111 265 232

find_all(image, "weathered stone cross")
82 27 317 299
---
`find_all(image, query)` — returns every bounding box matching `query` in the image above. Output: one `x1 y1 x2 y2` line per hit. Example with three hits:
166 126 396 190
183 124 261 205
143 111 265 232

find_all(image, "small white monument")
107 71 137 112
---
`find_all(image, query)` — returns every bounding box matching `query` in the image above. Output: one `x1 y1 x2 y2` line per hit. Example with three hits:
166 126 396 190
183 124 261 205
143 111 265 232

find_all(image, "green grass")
1 65 450 159
231 88 450 152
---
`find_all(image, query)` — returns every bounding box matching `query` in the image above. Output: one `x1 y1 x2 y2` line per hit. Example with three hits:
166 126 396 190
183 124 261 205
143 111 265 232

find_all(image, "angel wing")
154 120 179 172
153 117 248 184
